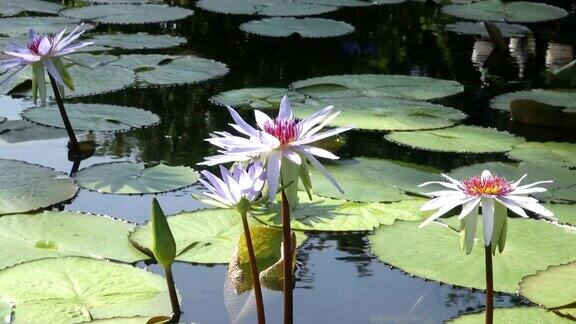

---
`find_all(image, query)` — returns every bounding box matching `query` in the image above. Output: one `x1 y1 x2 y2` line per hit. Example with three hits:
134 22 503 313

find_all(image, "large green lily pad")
448 307 572 323
0 0 62 16
75 162 198 195
0 257 173 323
137 56 229 87
491 89 576 113
446 21 531 38
507 142 576 168
0 120 68 143
369 217 576 293
290 74 463 100
240 17 355 38
88 0 163 3
442 0 568 23
252 193 431 231
519 262 576 318
210 87 305 110
544 204 576 226
87 32 187 50
292 97 467 131
0 211 147 270
0 159 77 215
385 125 525 153
304 157 438 202
22 103 160 132
61 4 194 25
0 17 93 37
196 0 338 16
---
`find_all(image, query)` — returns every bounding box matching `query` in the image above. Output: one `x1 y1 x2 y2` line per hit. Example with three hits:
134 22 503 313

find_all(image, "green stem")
485 244 494 324
281 189 293 324
48 74 80 156
164 266 181 323
242 211 266 324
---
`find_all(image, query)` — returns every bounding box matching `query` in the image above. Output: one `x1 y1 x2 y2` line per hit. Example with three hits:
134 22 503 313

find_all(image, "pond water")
0 0 575 323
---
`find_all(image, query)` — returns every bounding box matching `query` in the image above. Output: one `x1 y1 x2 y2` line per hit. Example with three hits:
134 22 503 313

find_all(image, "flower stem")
48 75 79 156
164 266 181 323
242 211 266 324
485 244 494 324
281 189 293 324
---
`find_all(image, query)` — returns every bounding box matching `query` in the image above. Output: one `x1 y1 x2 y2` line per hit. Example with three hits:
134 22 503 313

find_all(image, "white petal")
305 153 344 193
254 110 273 130
42 58 64 85
481 170 492 180
496 197 528 218
419 200 464 228
296 105 333 137
458 197 481 219
267 152 282 201
418 181 460 190
291 125 354 146
481 198 494 246
294 145 339 160
282 149 302 165
278 95 293 120
226 106 259 137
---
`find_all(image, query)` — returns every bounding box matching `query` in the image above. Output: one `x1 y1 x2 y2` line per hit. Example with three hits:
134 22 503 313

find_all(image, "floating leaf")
300 0 392 5
0 120 68 143
507 142 576 168
0 17 93 37
290 74 463 100
545 204 576 226
88 0 163 3
0 0 62 16
442 0 568 23
87 33 187 51
292 97 467 131
491 89 576 112
252 193 430 231
0 117 5 123
369 217 576 293
61 4 194 25
385 125 525 153
210 87 305 110
448 307 572 323
196 0 338 17
136 56 229 87
75 162 199 195
446 22 531 37
0 257 173 323
22 103 160 132
0 159 77 215
241 17 355 38
304 158 438 202
0 211 148 270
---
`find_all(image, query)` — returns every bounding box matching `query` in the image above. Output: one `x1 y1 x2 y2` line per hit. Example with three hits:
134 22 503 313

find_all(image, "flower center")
27 35 53 56
462 175 513 196
263 118 298 145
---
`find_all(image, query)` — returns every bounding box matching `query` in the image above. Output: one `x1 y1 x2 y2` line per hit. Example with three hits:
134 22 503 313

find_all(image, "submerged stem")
281 189 293 324
48 75 79 156
242 211 266 324
485 245 494 324
165 267 181 323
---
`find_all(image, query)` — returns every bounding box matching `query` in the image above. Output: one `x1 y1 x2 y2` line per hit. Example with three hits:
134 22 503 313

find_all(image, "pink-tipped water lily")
0 25 93 105
419 170 554 253
200 95 354 201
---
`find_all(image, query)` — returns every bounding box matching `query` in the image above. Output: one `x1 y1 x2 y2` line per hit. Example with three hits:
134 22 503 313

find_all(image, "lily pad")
304 157 438 202
442 0 568 23
0 211 148 270
0 159 77 215
301 0 396 5
61 4 194 25
252 193 431 232
446 21 531 38
369 217 576 293
290 74 463 100
88 0 163 3
507 142 576 168
545 204 576 226
0 120 68 143
0 17 93 37
519 262 576 318
448 307 572 323
292 96 467 131
136 56 229 87
385 125 525 153
0 257 173 323
75 162 199 195
87 33 187 51
491 89 576 112
22 103 160 132
241 17 355 38
0 0 62 16
210 87 305 110
196 0 338 17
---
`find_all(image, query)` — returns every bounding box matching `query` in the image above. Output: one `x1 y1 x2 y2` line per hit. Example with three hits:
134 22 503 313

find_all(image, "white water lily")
419 170 555 253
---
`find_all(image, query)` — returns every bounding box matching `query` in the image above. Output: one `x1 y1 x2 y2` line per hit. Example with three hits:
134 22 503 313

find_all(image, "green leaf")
0 120 69 143
0 257 174 323
446 21 531 38
240 17 355 38
252 193 431 231
75 162 199 195
442 0 568 23
291 96 467 131
0 211 148 270
385 125 525 153
50 57 74 91
0 17 93 37
22 103 160 132
369 217 576 293
135 56 229 87
86 32 187 51
447 307 572 323
0 0 62 16
61 4 194 25
151 199 176 269
0 159 77 215
291 74 463 100
196 0 338 16
545 204 576 226
491 89 576 112
210 87 305 110
507 142 576 168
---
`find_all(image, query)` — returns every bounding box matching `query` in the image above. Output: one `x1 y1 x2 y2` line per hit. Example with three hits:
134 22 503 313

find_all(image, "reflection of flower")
419 170 554 253
0 25 93 105
200 95 354 201
340 40 378 57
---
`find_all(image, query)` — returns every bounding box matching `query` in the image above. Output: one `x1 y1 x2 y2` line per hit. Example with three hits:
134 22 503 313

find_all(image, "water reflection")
545 43 574 72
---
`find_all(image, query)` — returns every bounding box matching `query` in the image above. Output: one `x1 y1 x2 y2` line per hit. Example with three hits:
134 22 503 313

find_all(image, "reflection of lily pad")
448 307 571 323
22 103 160 132
291 74 463 100
75 162 199 194
61 4 194 24
292 97 467 131
507 142 576 168
0 257 173 323
442 0 568 23
385 125 525 153
252 193 430 231
86 33 187 51
210 87 304 110
519 262 576 318
545 204 576 226
241 17 355 38
491 89 576 112
0 211 147 270
369 217 576 293
0 120 68 143
446 21 531 37
0 159 77 215
196 0 338 16
304 157 438 202
0 17 93 36
0 0 62 16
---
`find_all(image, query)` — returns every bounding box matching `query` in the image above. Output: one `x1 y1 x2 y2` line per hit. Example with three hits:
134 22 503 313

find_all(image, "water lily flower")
200 95 354 201
419 170 554 253
0 25 93 105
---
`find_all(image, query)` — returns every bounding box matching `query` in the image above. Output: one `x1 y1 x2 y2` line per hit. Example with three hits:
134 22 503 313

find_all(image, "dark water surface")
1 0 575 322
